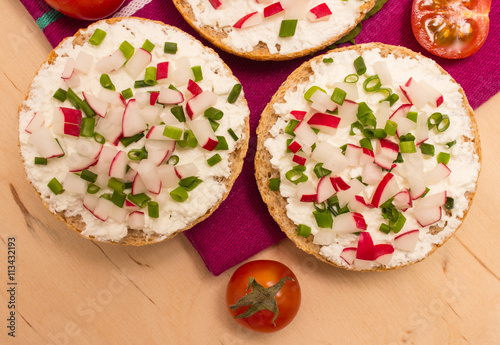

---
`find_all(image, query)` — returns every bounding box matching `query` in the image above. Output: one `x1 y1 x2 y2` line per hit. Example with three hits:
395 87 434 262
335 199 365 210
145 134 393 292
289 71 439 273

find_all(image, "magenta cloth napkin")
20 0 500 275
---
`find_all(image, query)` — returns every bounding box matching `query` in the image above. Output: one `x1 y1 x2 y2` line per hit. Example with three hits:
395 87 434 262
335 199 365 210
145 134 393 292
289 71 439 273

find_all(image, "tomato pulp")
411 0 491 59
44 0 126 21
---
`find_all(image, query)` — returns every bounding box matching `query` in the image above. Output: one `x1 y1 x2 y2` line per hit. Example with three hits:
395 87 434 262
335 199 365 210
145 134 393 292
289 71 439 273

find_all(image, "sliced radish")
61 57 76 80
355 232 375 269
290 110 306 120
310 89 337 113
156 61 169 82
395 117 417 137
332 212 366 233
145 125 174 141
136 159 162 195
337 178 365 207
189 117 218 151
316 176 336 203
83 194 99 213
95 49 127 73
418 80 444 108
75 51 93 74
141 104 162 124
288 140 302 154
415 111 429 145
93 197 114 221
335 82 358 102
361 162 384 185
95 107 123 144
403 153 427 199
306 3 332 21
157 164 180 189
60 107 82 125
109 150 128 179
95 146 118 174
25 112 45 134
145 140 175 166
172 57 191 86
389 103 412 121
340 247 357 265
94 173 110 189
331 176 350 192
337 99 358 128
394 229 419 251
233 11 263 29
132 174 148 195
122 99 147 137
374 138 399 170
264 2 284 17
128 211 145 230
28 127 64 159
97 88 122 107
135 92 150 108
349 195 369 213
125 48 152 79
124 200 140 211
345 144 362 166
297 181 317 203
149 91 160 106
400 78 433 109
293 121 317 148
360 148 375 166
63 173 87 194
371 172 399 208
109 205 128 223
83 92 108 118
376 102 392 125
374 244 394 265
186 91 217 120
415 191 447 209
393 189 412 211
292 154 307 166
372 60 392 86
187 79 203 97
312 230 335 246
76 138 102 159
68 154 96 172
307 112 340 135
158 87 184 105
175 163 199 179
414 206 442 227
208 0 222 9
425 163 451 186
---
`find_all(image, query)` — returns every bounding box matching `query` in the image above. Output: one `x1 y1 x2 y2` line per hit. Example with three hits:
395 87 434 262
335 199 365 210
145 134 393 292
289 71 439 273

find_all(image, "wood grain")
0 1 499 344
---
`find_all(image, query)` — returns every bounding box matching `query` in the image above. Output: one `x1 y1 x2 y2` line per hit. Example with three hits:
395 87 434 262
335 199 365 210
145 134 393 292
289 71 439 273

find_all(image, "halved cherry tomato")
226 260 301 333
44 0 125 21
411 0 491 59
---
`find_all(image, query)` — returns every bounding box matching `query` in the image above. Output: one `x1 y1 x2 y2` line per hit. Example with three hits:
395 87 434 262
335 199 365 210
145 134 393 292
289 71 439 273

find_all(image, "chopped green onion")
269 178 280 191
215 136 228 150
108 178 125 192
331 87 346 105
313 209 333 228
279 19 298 37
120 132 144 147
164 42 178 54
89 28 107 46
394 152 404 163
134 80 149 88
128 148 146 161
350 121 364 136
121 88 134 100
406 111 418 123
80 169 97 183
124 182 133 190
285 165 308 185
445 140 456 148
363 128 375 139
209 119 220 132
148 201 159 218
170 186 188 202
93 133 105 144
227 84 242 104
354 56 366 75
363 75 381 92
323 58 334 63
144 67 157 86
373 128 387 139
285 120 300 136
444 197 454 210
399 140 417 153
379 223 391 234
163 125 183 140
127 193 151 208
142 39 155 53
191 65 203 82
227 128 238 141
80 117 95 137
111 191 126 208
297 224 311 237
119 41 135 60
313 163 332 178
427 112 443 130
304 86 325 102
171 105 186 122
204 107 223 120
80 100 96 118
357 102 373 118
437 115 450 132
419 143 435 156
87 184 100 194
66 88 82 109
344 74 359 83
359 137 373 151
167 155 179 165
34 157 47 165
207 154 222 167
53 88 67 102
168 84 180 92
437 152 450 165
286 138 293 153
100 193 112 201
339 144 348 154
399 133 416 142
100 74 115 91
47 177 64 195
177 130 198 148
380 92 400 106
179 176 202 191
54 138 65 157
389 212 406 233
384 120 397 136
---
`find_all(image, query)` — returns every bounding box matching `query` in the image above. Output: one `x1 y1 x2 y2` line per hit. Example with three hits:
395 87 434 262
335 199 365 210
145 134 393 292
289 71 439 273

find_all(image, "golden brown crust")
172 0 376 61
19 17 250 246
255 42 481 270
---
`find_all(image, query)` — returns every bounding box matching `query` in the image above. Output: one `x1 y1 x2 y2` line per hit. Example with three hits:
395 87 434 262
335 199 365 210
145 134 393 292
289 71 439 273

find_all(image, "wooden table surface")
1 1 499 344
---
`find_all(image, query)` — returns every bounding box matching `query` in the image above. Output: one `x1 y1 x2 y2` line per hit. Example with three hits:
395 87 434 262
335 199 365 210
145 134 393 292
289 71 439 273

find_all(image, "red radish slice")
109 151 128 179
98 88 123 107
372 60 392 86
316 176 336 203
96 146 118 174
403 153 427 199
150 91 160 106
93 197 114 221
418 80 444 107
124 200 140 211
156 61 169 82
68 154 96 172
393 189 412 211
60 107 82 125
132 174 148 195
290 110 306 120
28 127 64 159
331 176 349 192
146 125 175 141
172 57 191 86
75 51 93 74
174 163 199 179
189 117 218 151
158 87 184 105
425 163 451 186
415 191 447 208
340 247 357 265
288 140 302 154
374 139 399 170
109 205 128 223
323 149 348 173
337 178 365 207
186 91 218 120
83 194 99 213
137 159 162 195
332 212 366 233
95 107 123 144
292 154 307 166
395 117 417 137
415 111 429 145
25 112 45 134
135 92 151 108
63 173 87 194
400 78 432 109
208 0 222 9
125 48 152 79
312 230 335 246
64 123 81 137
83 92 108 117
361 162 384 185
414 206 442 227
307 3 332 21
233 11 263 29
371 173 399 208
374 244 394 265
337 100 358 128
124 167 137 183
389 103 412 121
187 79 203 97
264 2 284 17
141 105 162 124
307 113 340 135
349 195 369 213
96 50 127 73
345 144 362 166
157 164 180 189
61 58 76 80
394 229 419 251
128 211 145 230
360 147 375 165
76 138 102 159
145 140 175 166
293 121 317 148
310 90 337 113
376 102 391 125
355 232 375 269
122 99 147 137
297 181 317 203
94 173 110 189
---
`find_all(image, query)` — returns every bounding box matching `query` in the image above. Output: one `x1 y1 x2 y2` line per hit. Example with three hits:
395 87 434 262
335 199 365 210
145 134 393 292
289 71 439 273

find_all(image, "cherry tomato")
44 0 126 21
411 0 491 59
226 260 301 333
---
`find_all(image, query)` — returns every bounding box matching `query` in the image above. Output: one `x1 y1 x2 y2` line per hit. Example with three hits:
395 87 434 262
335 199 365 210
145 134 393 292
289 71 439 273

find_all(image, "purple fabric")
20 0 499 275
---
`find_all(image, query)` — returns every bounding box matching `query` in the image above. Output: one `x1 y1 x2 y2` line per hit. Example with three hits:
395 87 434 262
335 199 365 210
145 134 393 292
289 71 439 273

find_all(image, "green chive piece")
445 140 456 149
394 152 404 163
406 111 418 123
331 87 346 105
128 148 146 161
80 169 97 183
399 133 416 142
108 177 125 192
354 56 367 75
34 157 47 165
399 141 417 153
228 84 242 104
53 88 67 102
323 58 334 63
127 193 151 208
209 119 220 132
373 128 387 139
279 19 298 37
134 80 149 88
285 165 308 185
120 132 144 147
428 112 443 130
54 138 65 157
80 117 95 137
163 125 183 140
344 74 359 83
100 193 112 201
215 136 228 150
191 65 203 82
111 191 126 208
227 128 238 141
47 177 64 195
179 177 202 191
285 119 300 136
304 86 325 102
66 88 82 109
313 163 332 178
297 224 311 237
419 143 435 156
389 212 406 233
100 74 115 91
384 120 398 136
148 201 159 218
142 39 155 53
363 128 375 139
124 182 133 190
207 154 222 167
269 178 280 191
437 152 451 165
437 115 450 132
168 84 180 92
177 130 198 148
93 133 105 144
204 107 224 120
444 197 454 210
121 88 134 100
313 209 333 228
379 223 391 234
357 102 373 118
119 41 135 60
144 67 157 86
167 155 179 165
164 42 178 54
171 105 186 123
80 100 96 117
363 75 381 92
350 121 364 136
170 186 188 202
87 184 100 194
89 28 107 46
359 138 373 151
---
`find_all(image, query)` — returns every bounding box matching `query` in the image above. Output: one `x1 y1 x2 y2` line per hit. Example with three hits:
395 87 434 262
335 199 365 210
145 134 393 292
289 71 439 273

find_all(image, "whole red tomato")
411 0 491 59
44 0 126 21
226 260 301 333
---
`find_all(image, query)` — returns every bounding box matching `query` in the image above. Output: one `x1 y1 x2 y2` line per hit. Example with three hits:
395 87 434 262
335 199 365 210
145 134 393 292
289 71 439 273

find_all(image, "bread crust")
172 0 376 61
19 17 250 246
255 42 481 270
